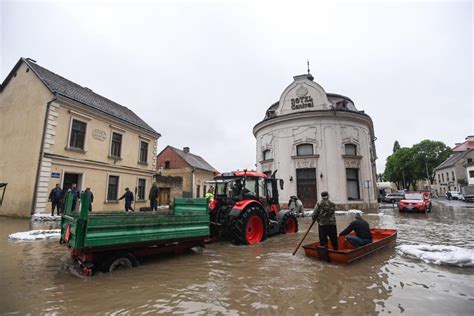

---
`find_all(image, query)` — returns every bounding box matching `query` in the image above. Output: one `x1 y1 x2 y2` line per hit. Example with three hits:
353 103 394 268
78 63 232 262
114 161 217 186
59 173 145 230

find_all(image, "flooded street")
1 200 473 315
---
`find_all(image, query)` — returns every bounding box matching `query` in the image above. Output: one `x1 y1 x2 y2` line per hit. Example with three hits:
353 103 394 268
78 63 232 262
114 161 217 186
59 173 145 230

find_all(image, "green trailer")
60 191 209 276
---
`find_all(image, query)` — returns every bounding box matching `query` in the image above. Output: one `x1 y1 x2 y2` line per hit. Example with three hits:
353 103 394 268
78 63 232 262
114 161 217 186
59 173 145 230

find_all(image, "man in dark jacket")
48 183 63 216
119 187 134 212
85 188 94 212
69 183 80 211
339 213 372 248
149 183 159 211
312 191 338 250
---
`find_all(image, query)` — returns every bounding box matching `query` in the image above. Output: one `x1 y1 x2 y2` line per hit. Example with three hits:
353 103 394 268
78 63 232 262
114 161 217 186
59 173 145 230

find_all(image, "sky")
1 0 473 173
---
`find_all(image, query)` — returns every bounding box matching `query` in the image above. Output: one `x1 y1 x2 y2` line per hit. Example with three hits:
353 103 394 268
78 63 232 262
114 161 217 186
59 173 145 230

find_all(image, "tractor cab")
209 170 281 216
207 170 297 245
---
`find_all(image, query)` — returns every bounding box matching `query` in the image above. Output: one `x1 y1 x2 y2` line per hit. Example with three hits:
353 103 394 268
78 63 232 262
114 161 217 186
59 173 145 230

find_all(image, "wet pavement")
1 199 473 315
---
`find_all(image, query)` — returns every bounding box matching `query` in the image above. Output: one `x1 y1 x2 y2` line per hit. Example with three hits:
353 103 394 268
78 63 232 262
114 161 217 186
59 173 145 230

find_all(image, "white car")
447 191 465 200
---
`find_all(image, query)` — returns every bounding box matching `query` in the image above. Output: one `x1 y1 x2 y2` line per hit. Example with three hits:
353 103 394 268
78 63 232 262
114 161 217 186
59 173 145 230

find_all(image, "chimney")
183 147 190 153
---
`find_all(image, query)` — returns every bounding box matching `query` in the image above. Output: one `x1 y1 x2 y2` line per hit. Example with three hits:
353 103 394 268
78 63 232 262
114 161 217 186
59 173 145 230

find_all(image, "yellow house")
0 58 160 217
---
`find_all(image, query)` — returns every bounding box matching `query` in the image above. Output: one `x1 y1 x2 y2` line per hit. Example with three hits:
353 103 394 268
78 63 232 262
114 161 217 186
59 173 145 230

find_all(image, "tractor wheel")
280 213 298 234
233 206 267 245
102 251 139 273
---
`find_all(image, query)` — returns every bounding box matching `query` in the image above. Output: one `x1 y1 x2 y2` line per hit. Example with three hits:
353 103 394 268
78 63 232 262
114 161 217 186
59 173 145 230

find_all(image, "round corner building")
253 73 378 211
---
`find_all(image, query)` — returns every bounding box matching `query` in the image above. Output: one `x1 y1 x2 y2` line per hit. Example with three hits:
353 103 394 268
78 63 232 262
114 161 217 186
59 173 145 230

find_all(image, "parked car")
399 192 432 213
446 191 464 200
382 192 405 203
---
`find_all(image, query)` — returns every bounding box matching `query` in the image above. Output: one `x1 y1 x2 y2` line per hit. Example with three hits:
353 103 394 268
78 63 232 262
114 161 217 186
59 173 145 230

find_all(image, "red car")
398 192 432 213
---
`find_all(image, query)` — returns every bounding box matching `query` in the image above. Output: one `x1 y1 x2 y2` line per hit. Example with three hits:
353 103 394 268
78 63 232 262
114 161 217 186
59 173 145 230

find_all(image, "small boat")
302 228 397 263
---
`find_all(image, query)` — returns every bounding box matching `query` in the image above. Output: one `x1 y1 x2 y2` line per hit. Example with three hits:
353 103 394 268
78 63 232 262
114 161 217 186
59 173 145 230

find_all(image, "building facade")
0 58 160 216
156 146 216 199
432 145 474 196
253 73 378 210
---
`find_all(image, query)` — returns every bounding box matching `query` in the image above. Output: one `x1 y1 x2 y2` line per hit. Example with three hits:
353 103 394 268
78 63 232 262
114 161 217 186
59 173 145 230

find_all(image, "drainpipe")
191 167 195 197
31 95 57 215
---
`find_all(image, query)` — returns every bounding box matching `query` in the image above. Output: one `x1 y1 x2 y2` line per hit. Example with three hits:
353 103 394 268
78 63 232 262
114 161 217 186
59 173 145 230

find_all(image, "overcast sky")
2 0 472 173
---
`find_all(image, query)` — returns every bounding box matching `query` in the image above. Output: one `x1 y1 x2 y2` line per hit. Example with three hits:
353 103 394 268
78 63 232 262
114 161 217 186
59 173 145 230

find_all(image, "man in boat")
312 191 338 250
339 213 372 248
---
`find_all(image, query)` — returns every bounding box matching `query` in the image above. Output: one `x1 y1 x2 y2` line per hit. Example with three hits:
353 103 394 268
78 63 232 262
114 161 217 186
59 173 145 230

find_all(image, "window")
346 168 360 200
196 185 201 198
203 185 207 197
69 119 87 150
138 178 146 200
469 170 474 178
297 144 313 156
139 141 148 163
442 173 444 182
111 132 122 158
263 149 272 160
438 174 441 183
446 172 449 181
468 158 473 163
165 161 171 169
244 179 258 196
345 144 357 156
452 171 455 181
107 175 119 201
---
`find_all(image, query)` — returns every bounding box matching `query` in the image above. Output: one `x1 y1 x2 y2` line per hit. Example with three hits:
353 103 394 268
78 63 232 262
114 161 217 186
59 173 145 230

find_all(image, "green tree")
384 140 452 190
411 140 452 184
384 147 414 189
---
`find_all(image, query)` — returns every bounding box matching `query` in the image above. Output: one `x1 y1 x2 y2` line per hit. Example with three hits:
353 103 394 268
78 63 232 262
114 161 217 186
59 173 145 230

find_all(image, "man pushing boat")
312 191 338 250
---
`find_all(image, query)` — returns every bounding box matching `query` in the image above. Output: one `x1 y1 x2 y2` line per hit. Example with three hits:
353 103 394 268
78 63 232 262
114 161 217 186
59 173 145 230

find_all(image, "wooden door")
159 188 170 206
296 168 317 208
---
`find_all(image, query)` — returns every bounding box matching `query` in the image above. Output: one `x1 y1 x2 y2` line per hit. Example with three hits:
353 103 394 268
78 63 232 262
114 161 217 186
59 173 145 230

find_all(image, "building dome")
253 74 378 210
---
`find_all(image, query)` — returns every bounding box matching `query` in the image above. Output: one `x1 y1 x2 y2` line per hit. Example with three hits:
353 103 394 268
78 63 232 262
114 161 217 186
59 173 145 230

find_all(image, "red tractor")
208 170 298 245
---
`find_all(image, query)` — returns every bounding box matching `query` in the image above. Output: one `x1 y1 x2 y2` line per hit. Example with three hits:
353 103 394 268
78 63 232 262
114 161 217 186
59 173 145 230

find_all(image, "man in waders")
312 191 338 250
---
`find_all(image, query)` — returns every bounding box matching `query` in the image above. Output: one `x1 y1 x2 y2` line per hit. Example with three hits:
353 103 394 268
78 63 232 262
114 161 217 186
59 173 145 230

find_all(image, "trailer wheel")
280 213 298 234
234 206 267 245
104 251 139 273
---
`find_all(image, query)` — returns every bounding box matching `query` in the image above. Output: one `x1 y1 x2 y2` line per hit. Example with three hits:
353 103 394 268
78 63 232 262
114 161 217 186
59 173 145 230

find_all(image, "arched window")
345 144 357 156
263 149 272 161
296 144 314 156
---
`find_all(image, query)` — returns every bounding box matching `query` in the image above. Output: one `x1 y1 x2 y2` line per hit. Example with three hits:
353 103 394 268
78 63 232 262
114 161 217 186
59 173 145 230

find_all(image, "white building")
253 73 378 210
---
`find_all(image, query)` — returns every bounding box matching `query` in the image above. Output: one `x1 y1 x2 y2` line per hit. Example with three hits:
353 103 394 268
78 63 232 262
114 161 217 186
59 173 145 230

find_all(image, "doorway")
159 188 170 206
63 173 82 191
296 168 317 208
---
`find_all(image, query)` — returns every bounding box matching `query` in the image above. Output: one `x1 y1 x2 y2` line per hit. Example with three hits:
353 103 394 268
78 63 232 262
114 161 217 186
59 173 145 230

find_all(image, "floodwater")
1 200 473 315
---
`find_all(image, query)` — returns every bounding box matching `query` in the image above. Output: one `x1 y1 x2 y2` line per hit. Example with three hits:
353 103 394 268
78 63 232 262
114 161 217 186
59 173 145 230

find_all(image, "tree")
384 147 414 189
411 140 452 183
393 140 401 153
384 139 452 190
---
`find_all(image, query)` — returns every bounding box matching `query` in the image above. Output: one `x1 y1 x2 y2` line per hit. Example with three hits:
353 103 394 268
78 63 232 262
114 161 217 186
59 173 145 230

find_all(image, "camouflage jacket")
312 200 336 226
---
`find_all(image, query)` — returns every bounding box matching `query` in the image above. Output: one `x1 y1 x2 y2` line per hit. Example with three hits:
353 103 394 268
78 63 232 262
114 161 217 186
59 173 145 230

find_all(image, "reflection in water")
1 200 473 315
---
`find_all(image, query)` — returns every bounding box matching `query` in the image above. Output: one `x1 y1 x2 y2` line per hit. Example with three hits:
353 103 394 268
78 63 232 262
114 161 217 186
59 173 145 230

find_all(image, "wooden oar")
292 219 316 256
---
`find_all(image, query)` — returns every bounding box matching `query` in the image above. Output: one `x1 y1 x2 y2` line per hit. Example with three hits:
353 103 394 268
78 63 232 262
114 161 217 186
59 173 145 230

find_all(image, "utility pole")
425 161 431 191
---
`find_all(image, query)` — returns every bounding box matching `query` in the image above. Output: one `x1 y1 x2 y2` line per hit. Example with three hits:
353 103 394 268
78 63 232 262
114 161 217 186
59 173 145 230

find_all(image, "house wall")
156 175 183 204
0 60 159 216
161 167 193 197
156 147 215 198
0 62 53 216
433 151 474 195
193 169 215 198
40 97 158 213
